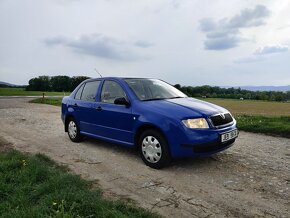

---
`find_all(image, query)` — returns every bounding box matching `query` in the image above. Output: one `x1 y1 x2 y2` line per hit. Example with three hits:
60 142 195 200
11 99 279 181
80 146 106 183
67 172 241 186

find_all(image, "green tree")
50 76 72 92
71 76 90 91
26 76 50 91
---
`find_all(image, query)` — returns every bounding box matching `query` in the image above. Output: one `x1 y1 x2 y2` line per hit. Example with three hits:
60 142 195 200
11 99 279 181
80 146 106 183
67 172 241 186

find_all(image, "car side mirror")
114 97 130 106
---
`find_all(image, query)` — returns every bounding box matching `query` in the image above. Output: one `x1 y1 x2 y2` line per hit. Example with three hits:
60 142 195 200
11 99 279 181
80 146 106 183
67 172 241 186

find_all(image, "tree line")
174 84 290 102
26 76 90 92
22 75 290 102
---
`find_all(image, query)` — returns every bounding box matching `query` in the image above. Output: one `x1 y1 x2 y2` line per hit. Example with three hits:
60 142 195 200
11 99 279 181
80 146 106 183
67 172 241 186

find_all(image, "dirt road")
0 98 289 217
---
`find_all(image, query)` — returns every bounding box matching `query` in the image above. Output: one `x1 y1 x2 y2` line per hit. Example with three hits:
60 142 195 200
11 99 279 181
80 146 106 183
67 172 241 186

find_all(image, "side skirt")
80 131 135 148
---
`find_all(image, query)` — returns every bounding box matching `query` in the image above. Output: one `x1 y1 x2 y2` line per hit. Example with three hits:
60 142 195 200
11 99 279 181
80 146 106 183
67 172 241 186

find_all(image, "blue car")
61 77 238 168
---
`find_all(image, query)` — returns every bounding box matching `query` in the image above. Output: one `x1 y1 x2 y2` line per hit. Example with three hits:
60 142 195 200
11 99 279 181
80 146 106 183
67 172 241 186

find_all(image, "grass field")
203 98 290 116
31 97 290 116
0 88 69 96
201 99 290 138
30 97 290 138
0 150 158 218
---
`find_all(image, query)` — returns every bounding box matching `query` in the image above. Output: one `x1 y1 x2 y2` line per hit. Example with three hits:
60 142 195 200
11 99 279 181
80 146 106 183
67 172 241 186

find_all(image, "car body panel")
61 77 238 158
86 101 134 144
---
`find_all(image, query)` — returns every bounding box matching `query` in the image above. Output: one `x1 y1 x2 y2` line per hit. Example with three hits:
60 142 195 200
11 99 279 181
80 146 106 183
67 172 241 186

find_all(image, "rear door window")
80 80 101 101
74 83 85 100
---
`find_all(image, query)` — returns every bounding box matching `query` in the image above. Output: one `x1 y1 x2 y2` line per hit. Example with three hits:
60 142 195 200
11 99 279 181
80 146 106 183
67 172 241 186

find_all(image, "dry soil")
0 98 289 217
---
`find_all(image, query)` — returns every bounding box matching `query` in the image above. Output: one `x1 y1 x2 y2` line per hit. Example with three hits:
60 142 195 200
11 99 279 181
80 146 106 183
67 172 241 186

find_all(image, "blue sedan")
61 77 238 168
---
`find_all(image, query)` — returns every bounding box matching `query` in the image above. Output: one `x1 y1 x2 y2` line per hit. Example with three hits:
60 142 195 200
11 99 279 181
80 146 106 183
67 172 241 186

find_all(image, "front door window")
101 81 126 104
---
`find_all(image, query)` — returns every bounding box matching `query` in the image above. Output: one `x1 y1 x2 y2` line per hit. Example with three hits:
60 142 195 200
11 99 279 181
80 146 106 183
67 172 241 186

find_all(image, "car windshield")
124 78 187 101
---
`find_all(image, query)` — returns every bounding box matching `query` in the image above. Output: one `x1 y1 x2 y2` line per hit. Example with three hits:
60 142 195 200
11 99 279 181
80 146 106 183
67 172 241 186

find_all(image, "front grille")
210 113 233 128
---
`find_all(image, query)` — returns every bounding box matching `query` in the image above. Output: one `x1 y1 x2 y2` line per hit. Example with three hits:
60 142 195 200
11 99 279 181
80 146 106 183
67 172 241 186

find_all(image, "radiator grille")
210 113 233 128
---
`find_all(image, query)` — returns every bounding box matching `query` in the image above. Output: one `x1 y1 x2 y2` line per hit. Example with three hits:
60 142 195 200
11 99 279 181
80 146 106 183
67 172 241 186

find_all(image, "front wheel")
139 129 171 169
67 118 83 142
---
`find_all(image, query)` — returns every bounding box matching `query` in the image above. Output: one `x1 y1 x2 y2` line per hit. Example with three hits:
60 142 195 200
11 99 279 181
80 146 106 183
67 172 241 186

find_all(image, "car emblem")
220 113 225 119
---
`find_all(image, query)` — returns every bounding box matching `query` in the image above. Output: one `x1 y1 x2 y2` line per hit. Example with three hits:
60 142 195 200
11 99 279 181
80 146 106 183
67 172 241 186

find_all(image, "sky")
0 0 289 86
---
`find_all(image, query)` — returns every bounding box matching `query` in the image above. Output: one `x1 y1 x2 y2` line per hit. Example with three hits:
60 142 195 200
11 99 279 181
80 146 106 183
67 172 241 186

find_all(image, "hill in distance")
222 85 290 92
0 81 17 87
0 81 25 87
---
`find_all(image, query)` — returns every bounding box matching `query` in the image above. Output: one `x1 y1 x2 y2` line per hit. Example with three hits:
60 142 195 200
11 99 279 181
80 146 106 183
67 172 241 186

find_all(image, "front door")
92 80 134 145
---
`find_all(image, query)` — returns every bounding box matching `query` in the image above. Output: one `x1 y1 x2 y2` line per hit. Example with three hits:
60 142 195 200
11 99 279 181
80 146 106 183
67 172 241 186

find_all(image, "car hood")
140 97 227 119
167 98 227 116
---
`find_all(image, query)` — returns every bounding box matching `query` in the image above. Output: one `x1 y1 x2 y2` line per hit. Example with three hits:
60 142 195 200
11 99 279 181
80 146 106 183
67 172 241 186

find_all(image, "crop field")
201 98 290 138
29 97 290 138
28 97 290 117
203 98 290 116
0 88 69 96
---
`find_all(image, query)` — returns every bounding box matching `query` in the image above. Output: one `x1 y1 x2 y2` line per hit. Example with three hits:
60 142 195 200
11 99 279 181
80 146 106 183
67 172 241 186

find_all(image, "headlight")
182 118 209 129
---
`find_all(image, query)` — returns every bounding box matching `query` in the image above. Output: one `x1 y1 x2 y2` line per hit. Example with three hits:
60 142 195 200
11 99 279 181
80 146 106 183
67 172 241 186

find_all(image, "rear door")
92 80 134 145
74 80 101 134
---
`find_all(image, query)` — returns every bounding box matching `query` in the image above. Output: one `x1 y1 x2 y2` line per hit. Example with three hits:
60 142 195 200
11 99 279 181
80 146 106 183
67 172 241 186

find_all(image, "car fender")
133 110 188 156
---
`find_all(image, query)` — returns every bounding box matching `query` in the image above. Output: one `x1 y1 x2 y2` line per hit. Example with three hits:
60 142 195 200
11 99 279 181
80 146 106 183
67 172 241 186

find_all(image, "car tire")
67 118 83 142
139 129 171 169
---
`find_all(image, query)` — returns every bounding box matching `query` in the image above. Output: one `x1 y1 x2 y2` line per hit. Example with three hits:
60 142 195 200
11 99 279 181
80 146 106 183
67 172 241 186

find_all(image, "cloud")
44 36 67 46
44 34 142 61
234 56 264 64
234 44 288 64
134 40 154 48
204 35 240 50
254 45 289 55
227 5 270 28
200 5 270 50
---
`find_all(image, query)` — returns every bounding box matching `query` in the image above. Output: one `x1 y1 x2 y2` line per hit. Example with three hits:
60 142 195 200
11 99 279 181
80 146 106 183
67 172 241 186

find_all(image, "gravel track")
0 98 289 217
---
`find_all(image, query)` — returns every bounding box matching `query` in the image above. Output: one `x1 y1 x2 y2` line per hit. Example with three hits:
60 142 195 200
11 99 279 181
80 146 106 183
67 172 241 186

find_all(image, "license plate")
221 129 238 142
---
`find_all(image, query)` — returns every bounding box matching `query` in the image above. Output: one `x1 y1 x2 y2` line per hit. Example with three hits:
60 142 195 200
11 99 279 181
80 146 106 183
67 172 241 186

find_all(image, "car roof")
83 77 157 82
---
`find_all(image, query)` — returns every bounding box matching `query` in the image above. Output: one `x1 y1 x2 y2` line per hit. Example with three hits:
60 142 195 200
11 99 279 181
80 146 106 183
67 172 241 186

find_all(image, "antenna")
94 68 102 78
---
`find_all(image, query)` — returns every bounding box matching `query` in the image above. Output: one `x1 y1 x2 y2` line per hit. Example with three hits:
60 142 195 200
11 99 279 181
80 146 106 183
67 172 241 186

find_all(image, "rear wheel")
139 129 171 169
67 118 83 142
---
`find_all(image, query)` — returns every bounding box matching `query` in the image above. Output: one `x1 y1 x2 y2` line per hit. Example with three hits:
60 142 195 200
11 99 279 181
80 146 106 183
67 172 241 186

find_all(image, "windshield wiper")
167 96 184 99
143 98 167 101
143 96 184 101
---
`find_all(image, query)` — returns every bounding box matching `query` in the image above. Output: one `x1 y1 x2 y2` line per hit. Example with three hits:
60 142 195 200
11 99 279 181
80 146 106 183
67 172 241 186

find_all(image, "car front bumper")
167 123 238 158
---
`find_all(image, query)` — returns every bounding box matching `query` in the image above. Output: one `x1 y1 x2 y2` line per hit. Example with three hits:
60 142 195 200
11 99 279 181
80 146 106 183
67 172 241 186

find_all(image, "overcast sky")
0 0 289 86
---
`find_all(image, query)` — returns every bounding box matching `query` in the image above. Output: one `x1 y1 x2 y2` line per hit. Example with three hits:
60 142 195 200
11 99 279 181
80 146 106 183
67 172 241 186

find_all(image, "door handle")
73 103 78 107
96 106 102 111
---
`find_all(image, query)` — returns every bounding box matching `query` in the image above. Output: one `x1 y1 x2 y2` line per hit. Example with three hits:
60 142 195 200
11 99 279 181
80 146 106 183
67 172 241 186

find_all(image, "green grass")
0 150 159 218
30 98 62 106
236 115 290 138
0 88 69 96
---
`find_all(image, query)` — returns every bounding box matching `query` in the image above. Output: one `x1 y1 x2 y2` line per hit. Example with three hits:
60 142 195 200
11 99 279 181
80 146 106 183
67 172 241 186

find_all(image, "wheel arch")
134 124 171 153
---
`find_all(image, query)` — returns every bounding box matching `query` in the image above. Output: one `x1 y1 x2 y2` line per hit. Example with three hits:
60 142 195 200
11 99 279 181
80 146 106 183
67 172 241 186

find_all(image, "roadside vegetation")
0 88 68 96
0 150 159 218
236 115 290 138
30 97 290 138
30 98 62 106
